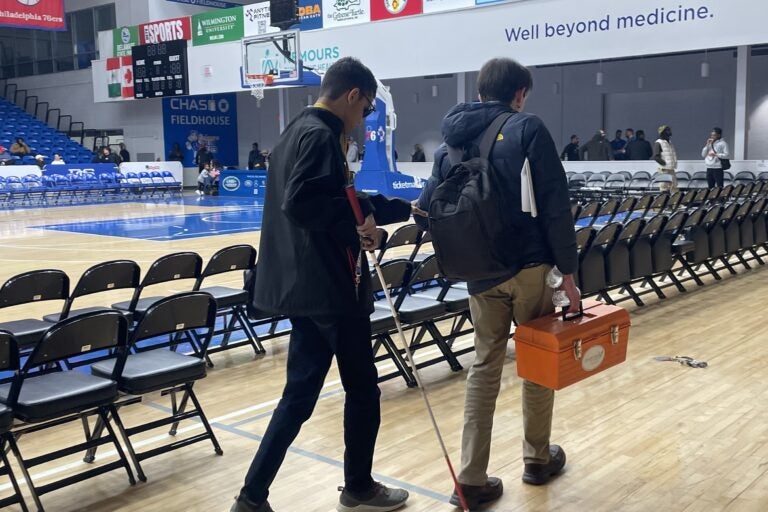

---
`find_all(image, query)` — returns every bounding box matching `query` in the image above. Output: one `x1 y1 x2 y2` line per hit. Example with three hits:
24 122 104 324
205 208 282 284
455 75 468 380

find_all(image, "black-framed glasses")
363 96 376 118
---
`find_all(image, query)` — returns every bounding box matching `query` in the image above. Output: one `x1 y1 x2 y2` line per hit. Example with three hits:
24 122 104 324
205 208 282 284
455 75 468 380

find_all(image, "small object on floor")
653 356 708 368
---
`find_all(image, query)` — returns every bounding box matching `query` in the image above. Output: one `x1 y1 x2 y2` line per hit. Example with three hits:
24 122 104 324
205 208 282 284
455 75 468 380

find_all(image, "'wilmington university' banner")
0 0 65 30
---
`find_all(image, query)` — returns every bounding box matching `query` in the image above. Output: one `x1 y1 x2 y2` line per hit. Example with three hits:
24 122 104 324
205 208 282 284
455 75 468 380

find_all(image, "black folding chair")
0 333 28 512
42 260 140 323
90 292 221 482
112 252 203 323
377 224 421 263
0 312 134 512
369 260 416 387
194 245 264 362
0 269 69 351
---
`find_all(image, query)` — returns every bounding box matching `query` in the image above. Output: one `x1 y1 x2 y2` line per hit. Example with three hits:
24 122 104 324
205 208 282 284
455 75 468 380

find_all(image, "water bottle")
547 266 580 308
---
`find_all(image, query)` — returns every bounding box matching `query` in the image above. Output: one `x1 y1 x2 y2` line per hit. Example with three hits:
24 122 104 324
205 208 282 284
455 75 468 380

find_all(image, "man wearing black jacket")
233 58 414 512
415 58 579 510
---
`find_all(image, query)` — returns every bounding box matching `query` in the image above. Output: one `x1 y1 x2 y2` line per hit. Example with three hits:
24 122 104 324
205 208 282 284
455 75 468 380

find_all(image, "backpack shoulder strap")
479 112 514 160
446 145 463 166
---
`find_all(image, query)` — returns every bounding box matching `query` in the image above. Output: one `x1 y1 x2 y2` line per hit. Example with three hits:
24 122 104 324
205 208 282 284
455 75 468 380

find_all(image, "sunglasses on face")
362 96 376 118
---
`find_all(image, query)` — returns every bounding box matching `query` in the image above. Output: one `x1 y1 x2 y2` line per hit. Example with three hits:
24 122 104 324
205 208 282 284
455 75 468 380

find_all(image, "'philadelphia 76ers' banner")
0 0 65 30
162 93 239 167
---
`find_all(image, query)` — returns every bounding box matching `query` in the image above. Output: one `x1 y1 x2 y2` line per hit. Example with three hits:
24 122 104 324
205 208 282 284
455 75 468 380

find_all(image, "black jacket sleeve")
414 146 449 231
367 193 412 225
281 128 374 231
523 117 578 275
652 141 665 166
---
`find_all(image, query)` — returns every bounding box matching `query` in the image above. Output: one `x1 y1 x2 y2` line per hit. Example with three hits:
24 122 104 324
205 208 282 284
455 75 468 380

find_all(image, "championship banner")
162 93 239 167
0 0 65 30
139 16 192 44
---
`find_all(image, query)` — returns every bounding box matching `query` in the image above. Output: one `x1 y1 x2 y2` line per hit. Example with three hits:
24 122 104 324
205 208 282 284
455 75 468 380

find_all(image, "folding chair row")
574 198 768 307
369 257 472 387
0 292 220 511
0 245 263 364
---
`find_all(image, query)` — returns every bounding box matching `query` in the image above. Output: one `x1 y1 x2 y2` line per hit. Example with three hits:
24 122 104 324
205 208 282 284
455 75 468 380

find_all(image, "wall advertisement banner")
370 0 422 21
322 0 371 28
0 0 65 30
162 93 239 167
140 16 192 44
422 0 473 14
113 26 140 57
192 5 244 46
243 2 280 36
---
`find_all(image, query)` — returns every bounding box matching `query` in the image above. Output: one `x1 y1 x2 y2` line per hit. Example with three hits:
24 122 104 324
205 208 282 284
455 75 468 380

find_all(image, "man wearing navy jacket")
415 57 579 510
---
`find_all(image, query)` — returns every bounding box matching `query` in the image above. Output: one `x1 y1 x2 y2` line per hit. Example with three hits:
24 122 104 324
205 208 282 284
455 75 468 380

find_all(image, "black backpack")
428 113 519 281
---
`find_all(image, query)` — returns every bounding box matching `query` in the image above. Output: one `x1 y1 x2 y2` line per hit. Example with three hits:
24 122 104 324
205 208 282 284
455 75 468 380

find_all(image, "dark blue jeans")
241 315 380 504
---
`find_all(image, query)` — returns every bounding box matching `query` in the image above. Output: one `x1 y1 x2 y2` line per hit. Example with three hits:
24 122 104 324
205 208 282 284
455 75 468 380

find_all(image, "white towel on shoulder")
520 158 538 218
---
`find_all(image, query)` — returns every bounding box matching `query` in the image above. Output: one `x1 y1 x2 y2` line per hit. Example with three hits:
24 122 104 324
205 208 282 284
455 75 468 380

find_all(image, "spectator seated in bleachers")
10 137 30 156
50 153 66 165
0 145 13 165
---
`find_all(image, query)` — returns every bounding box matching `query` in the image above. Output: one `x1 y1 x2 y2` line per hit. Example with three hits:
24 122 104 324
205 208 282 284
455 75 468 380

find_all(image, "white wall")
747 52 768 159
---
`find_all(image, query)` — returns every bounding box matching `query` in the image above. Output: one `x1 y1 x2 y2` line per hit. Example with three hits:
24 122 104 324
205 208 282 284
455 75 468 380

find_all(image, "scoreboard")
132 40 189 99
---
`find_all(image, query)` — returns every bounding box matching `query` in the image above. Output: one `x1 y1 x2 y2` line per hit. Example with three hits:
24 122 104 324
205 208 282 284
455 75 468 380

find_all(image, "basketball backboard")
242 30 301 85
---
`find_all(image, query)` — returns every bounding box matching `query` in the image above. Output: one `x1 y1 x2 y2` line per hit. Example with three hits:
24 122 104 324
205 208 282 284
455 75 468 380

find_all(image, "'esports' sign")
139 16 192 44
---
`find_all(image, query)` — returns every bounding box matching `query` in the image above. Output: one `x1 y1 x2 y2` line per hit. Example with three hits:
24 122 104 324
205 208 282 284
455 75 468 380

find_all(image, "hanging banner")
422 0 473 14
192 5 244 46
113 26 139 57
0 0 65 30
140 16 192 44
243 2 280 36
322 0 370 28
165 0 241 8
298 0 323 30
162 93 239 167
370 0 422 21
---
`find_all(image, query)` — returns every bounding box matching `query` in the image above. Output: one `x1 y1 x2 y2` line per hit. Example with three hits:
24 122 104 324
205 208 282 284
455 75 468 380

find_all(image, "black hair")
615 129 622 136
477 57 533 104
713 127 722 136
636 130 645 138
319 57 377 101
570 134 578 141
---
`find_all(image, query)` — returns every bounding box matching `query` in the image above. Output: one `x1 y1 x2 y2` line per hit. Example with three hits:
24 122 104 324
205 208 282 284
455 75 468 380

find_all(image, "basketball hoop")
246 74 274 106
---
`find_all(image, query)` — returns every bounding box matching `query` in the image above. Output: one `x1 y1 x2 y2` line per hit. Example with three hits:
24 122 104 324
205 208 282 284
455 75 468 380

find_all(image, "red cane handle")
345 185 365 226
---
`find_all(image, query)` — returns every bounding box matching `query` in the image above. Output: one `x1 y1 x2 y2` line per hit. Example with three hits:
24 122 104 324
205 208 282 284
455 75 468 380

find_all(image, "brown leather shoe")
449 477 503 509
522 445 566 485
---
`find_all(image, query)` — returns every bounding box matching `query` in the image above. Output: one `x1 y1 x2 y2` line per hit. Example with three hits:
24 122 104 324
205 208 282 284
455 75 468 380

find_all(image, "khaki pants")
458 265 556 486
658 168 678 192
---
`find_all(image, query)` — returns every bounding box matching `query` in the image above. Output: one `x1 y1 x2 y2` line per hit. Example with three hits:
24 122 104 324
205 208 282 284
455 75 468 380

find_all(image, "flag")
120 56 134 98
107 57 121 98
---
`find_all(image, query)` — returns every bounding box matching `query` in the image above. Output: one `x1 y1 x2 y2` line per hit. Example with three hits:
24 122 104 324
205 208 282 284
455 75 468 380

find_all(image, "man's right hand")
560 274 581 314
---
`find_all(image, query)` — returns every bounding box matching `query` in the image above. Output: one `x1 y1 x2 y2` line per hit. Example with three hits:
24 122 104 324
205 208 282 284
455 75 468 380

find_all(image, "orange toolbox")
514 300 631 390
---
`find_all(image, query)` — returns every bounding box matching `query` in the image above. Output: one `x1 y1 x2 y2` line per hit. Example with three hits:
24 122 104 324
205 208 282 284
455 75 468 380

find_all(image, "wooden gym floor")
0 196 766 512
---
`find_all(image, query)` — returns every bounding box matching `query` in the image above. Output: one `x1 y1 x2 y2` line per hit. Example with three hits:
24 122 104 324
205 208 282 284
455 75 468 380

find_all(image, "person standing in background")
610 129 627 160
702 127 730 188
411 143 426 162
625 130 653 160
653 125 678 192
624 128 635 143
196 144 213 172
579 130 611 161
560 135 580 161
346 137 359 162
119 142 131 162
248 142 266 170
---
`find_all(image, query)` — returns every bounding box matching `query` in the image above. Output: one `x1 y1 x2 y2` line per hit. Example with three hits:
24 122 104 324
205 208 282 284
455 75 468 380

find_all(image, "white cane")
345 186 470 512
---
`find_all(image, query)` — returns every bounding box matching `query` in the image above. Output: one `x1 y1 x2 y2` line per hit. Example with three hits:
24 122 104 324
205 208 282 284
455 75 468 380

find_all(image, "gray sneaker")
337 482 409 512
230 493 274 512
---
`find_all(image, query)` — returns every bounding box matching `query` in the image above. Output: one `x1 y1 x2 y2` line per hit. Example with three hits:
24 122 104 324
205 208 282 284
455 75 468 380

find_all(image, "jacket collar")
306 107 344 137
